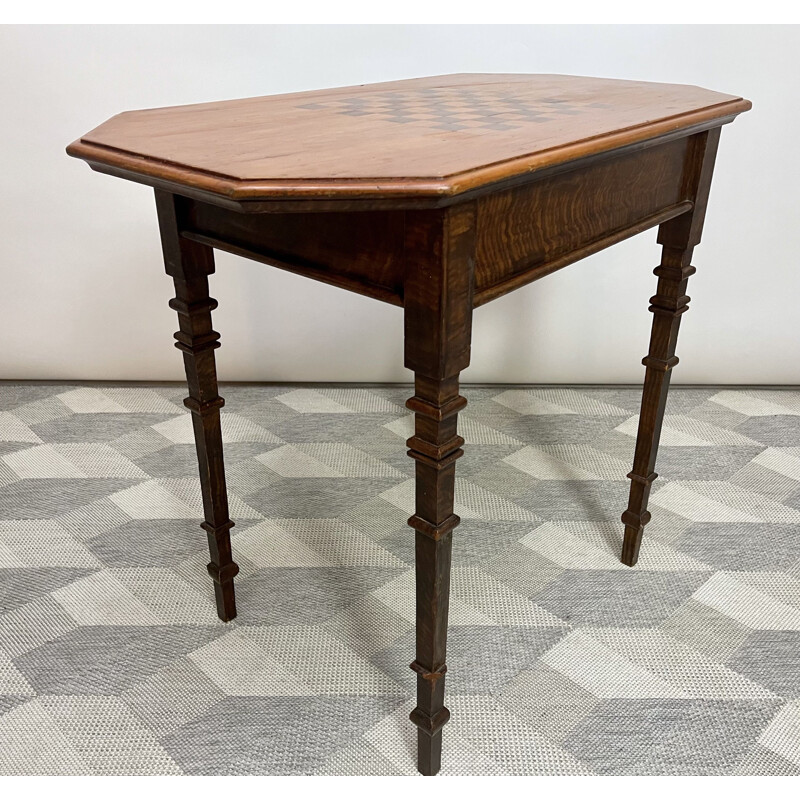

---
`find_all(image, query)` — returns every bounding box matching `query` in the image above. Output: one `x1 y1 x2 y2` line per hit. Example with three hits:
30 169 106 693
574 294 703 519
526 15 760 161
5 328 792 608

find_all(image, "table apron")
176 132 705 309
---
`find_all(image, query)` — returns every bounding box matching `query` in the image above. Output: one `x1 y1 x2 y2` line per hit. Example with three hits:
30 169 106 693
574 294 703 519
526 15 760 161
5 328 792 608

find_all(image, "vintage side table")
67 74 750 775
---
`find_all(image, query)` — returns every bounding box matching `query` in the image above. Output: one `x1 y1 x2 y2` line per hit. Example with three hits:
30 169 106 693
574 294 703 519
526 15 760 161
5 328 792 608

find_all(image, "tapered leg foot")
171 291 240 623
406 377 463 776
211 580 237 622
205 521 239 621
402 203 475 775
620 251 691 567
416 728 445 776
620 129 720 566
156 190 239 622
621 515 649 566
621 474 655 566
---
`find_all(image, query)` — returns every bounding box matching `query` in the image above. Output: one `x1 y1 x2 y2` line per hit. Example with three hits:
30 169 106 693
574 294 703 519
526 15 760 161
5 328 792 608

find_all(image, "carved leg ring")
621 128 718 566
170 281 239 619
406 375 465 776
621 240 695 566
157 190 239 621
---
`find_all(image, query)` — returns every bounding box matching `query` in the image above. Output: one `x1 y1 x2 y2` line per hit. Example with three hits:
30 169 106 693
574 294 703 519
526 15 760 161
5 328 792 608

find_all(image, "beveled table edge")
66 97 751 206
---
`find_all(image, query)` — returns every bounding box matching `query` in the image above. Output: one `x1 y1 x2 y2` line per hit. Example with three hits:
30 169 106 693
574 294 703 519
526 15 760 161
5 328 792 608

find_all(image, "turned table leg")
406 375 466 775
403 204 475 775
155 190 239 621
621 129 720 566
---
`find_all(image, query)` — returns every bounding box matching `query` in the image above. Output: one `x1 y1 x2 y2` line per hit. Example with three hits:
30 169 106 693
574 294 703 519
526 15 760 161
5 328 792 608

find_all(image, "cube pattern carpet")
0 382 799 775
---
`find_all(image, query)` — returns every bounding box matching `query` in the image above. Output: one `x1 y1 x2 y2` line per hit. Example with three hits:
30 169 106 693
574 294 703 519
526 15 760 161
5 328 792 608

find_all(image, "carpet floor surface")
0 382 799 775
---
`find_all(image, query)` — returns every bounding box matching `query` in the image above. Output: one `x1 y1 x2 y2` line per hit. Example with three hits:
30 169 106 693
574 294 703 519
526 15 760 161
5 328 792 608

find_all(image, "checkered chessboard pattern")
297 86 612 132
1 382 799 775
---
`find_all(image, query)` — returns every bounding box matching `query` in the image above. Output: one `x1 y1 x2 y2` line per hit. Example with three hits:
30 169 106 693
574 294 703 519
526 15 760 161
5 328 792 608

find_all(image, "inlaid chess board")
297 86 613 132
64 73 751 777
68 74 750 191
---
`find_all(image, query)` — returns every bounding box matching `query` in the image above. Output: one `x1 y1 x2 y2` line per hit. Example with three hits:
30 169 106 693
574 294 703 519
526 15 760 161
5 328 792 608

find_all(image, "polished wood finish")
155 190 240 621
184 203 406 306
621 128 721 566
404 204 475 774
165 140 695 310
68 74 750 776
474 137 690 302
67 74 749 205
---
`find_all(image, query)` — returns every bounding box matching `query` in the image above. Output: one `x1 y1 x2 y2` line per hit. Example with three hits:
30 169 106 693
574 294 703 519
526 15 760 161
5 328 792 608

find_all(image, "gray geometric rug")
1 381 799 775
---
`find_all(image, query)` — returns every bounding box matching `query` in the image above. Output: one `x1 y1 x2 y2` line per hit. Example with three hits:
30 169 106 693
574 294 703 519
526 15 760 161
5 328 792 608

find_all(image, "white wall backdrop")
0 25 796 383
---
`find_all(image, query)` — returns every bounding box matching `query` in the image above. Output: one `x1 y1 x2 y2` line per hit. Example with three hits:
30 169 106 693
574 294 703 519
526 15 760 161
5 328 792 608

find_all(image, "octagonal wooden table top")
67 73 750 201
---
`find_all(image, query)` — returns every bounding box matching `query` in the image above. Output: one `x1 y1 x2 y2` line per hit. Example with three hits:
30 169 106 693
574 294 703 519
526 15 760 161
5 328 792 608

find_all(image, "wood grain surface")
68 70 751 776
621 128 721 567
403 204 476 774
473 136 689 301
156 191 240 622
67 73 750 203
168 136 694 307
